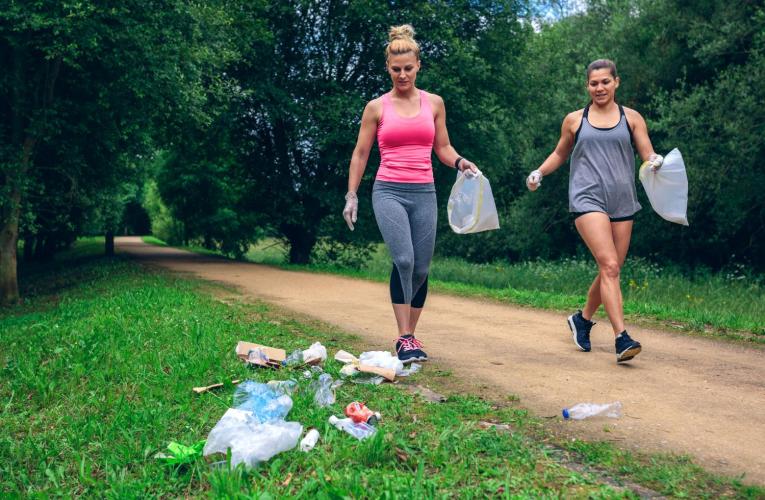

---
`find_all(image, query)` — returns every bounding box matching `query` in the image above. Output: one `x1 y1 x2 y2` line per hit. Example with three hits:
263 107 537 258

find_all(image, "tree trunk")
0 180 23 304
282 223 317 264
105 231 115 256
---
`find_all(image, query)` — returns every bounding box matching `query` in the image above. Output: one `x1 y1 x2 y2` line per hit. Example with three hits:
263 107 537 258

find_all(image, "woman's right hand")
526 169 543 191
342 191 358 231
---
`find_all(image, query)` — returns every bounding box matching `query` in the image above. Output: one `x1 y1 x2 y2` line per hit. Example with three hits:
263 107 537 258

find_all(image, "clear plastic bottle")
328 415 376 440
282 349 303 367
562 401 622 420
232 381 293 422
311 373 336 407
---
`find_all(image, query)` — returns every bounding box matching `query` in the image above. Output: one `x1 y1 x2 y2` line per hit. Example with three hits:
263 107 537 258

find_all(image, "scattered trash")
193 379 241 394
203 408 302 468
328 415 376 440
299 428 320 452
359 351 404 376
233 381 293 422
236 341 286 368
334 350 358 364
407 385 446 403
281 472 294 487
154 440 206 465
247 348 270 367
399 363 421 377
351 374 385 385
335 349 397 381
562 401 623 420
283 349 303 367
345 401 381 425
310 373 336 407
266 379 298 395
478 421 512 432
302 342 328 365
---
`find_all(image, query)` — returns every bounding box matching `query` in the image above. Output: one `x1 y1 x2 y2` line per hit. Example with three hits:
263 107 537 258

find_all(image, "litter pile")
166 339 421 469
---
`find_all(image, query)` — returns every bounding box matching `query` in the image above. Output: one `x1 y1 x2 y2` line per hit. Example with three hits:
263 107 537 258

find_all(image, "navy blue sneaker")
567 310 594 352
615 331 641 362
395 335 428 364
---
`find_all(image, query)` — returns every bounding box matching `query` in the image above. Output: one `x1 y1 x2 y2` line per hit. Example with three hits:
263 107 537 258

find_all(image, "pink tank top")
376 90 436 183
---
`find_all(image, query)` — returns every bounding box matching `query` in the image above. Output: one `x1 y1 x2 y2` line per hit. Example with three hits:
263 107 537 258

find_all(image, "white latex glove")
458 158 479 177
526 169 542 191
342 191 358 231
463 166 482 179
643 153 664 172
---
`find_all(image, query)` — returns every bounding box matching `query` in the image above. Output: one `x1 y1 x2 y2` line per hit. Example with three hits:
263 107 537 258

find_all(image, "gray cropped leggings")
372 181 437 306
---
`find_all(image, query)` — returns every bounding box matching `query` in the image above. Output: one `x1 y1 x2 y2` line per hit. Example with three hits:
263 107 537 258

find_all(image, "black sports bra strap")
574 104 590 144
618 104 625 117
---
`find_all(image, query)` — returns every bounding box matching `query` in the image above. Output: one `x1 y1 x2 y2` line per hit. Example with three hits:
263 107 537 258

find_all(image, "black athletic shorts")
572 211 634 222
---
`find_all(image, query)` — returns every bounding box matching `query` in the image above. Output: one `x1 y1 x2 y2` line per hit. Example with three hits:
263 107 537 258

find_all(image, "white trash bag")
203 408 302 468
447 170 500 234
639 148 689 226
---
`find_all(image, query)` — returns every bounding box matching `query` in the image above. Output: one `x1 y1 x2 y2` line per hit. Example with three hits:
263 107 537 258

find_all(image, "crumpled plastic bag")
447 170 500 234
639 148 689 226
302 342 328 364
203 408 302 468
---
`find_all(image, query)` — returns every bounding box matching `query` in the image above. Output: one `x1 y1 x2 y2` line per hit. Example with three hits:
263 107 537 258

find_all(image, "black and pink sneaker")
395 334 428 364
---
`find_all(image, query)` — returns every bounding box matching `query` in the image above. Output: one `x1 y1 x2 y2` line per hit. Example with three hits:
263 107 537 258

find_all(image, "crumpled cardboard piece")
236 341 286 368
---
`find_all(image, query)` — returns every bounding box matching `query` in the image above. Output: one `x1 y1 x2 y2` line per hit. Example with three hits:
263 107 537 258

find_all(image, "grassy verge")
0 240 761 497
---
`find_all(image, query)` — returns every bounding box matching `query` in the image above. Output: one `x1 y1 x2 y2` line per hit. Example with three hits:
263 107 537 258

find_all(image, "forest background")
2 0 763 303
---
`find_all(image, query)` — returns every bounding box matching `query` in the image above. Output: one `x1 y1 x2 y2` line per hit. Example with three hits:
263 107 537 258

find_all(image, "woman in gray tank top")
525 59 664 363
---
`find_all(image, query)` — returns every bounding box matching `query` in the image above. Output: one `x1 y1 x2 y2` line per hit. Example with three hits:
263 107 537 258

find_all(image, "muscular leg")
582 219 633 322
575 213 629 335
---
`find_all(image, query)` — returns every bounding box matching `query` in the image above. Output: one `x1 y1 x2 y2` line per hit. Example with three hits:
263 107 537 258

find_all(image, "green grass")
3 240 761 497
238 238 765 341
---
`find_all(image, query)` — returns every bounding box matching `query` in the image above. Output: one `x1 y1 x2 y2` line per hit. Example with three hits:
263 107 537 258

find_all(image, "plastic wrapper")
203 408 302 467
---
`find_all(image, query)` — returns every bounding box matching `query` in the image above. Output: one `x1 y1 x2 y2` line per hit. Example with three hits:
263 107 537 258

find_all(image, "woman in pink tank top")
342 24 479 364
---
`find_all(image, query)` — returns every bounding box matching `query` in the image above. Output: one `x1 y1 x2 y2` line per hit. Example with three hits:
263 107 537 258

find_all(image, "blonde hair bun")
385 24 420 59
388 24 415 42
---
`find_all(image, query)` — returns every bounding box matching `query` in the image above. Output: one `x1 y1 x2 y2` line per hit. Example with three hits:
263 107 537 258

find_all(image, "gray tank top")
569 104 641 218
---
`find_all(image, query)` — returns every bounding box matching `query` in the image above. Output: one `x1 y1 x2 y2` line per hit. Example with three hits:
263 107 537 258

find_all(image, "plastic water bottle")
299 428 320 452
562 401 623 420
282 349 303 367
311 373 336 407
328 415 376 440
232 381 293 422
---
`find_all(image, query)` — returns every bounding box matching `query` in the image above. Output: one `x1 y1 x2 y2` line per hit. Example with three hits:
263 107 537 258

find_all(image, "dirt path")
118 237 764 484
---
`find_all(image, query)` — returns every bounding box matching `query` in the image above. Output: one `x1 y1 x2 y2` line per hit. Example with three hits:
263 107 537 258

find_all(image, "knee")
394 256 414 275
599 259 620 279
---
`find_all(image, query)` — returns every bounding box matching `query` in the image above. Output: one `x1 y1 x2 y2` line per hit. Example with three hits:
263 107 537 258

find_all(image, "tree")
0 1 234 303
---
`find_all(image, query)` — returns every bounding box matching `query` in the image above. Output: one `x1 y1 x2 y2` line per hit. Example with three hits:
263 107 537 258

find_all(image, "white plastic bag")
203 408 302 468
447 171 500 234
302 342 327 364
639 148 689 226
359 351 405 376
